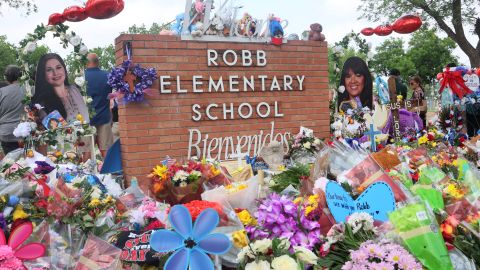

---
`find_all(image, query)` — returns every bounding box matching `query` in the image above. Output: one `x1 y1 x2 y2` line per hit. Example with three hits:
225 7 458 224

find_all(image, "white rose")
91 186 102 199
251 239 272 253
74 76 85 87
69 35 82 46
86 97 93 104
294 246 318 265
367 52 374 59
23 41 37 54
79 44 89 55
245 260 270 270
314 138 321 145
303 141 311 149
46 25 55 31
271 255 298 270
338 85 345 93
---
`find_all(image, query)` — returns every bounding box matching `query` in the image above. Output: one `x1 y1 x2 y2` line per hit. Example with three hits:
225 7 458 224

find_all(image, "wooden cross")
364 124 381 152
387 77 413 141
124 71 136 93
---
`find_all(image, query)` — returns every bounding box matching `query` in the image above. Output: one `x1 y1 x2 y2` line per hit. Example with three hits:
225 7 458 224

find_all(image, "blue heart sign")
326 181 396 223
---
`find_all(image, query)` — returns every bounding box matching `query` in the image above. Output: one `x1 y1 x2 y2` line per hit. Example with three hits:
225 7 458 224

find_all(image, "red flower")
427 133 435 141
35 199 48 210
182 200 224 221
144 219 165 231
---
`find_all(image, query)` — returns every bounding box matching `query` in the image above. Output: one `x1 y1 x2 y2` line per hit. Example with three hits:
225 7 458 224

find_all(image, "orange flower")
153 182 165 194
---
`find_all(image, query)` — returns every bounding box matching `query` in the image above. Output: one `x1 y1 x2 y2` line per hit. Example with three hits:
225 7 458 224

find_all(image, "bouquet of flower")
237 238 319 270
342 240 423 270
317 213 377 270
269 163 310 193
288 130 324 164
128 197 168 232
246 193 322 249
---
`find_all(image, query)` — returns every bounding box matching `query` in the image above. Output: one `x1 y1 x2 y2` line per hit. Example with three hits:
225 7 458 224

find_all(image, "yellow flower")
0 196 6 203
444 184 464 199
432 156 438 162
430 142 437 147
308 194 319 205
237 210 257 226
418 136 428 145
89 198 101 208
293 197 303 205
13 206 29 221
232 230 249 248
452 159 459 167
305 206 314 216
210 165 220 176
76 114 84 123
152 165 168 178
102 196 114 204
237 184 247 191
278 165 286 171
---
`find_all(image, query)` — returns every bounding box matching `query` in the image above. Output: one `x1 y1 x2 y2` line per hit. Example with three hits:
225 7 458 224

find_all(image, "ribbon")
36 175 50 197
245 156 257 165
438 67 473 98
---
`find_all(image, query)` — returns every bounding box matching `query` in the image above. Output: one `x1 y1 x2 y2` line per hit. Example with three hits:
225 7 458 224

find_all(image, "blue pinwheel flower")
150 205 231 270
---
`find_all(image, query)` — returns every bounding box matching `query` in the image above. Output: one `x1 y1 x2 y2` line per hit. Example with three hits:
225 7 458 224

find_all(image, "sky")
0 0 473 65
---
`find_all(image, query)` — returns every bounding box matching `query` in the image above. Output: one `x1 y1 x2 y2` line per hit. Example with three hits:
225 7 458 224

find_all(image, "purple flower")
0 213 6 231
34 161 54 174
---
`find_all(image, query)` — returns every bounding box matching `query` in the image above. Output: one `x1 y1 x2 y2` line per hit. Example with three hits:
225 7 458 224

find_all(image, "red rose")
144 219 165 232
35 198 48 210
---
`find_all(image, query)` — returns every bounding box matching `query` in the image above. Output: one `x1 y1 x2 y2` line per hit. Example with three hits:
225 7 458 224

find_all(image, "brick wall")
114 34 330 190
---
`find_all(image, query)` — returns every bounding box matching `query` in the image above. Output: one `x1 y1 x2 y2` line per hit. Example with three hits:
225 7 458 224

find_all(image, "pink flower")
370 261 394 270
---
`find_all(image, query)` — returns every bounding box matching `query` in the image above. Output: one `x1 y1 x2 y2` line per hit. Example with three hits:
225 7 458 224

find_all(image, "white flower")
74 76 85 87
303 141 311 149
129 209 146 226
79 44 89 55
23 41 37 55
173 170 189 182
367 42 372 49
13 122 34 138
69 35 82 47
332 120 342 130
245 260 270 270
314 138 321 145
347 212 374 233
294 246 318 265
86 97 93 104
34 104 44 110
333 45 343 54
179 181 188 187
271 255 298 270
251 238 272 253
334 130 342 137
278 238 291 250
190 170 202 177
91 186 102 199
367 52 374 59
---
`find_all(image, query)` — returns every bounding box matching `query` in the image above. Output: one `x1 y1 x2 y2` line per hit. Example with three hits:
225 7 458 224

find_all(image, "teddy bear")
237 13 256 36
191 22 204 37
308 23 325 41
206 14 224 35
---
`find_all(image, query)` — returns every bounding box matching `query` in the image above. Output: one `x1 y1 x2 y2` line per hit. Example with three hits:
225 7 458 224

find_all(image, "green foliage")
369 38 415 77
0 0 37 15
406 28 457 83
122 22 170 34
90 44 116 70
270 163 310 193
0 35 17 81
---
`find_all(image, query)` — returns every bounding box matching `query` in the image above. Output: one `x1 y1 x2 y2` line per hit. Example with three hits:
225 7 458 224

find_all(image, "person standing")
389 68 408 99
0 65 26 154
409 76 427 127
85 53 114 157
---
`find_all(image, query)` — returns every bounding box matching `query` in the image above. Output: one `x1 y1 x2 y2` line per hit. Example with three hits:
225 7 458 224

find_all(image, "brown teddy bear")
308 23 325 41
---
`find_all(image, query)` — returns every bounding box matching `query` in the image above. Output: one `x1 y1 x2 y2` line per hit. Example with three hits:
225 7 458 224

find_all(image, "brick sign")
114 35 330 187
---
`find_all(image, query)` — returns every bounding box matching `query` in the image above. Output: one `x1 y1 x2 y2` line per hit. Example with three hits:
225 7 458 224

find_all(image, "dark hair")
4 65 21 83
48 118 60 129
338 56 373 110
32 53 69 118
389 68 400 76
409 75 423 88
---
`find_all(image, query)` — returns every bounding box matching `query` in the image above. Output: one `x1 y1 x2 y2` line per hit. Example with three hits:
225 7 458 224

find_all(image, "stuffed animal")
191 22 204 37
268 14 284 38
162 13 184 36
308 23 325 41
237 13 256 36
206 14 224 35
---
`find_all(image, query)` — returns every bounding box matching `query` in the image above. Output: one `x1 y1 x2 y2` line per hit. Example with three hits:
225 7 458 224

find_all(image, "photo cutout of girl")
337 56 373 113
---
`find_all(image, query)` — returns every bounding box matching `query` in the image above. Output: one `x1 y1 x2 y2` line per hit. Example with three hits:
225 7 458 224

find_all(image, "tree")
358 0 480 67
122 22 170 35
369 38 416 77
0 35 17 81
407 28 457 83
0 0 37 14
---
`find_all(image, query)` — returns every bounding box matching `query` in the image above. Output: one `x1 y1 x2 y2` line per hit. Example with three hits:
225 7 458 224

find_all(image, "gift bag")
202 175 260 211
389 203 454 270
115 230 169 266
75 234 122 270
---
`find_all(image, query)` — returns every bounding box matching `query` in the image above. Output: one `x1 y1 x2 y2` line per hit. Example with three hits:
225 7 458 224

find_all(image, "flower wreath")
18 23 90 106
107 57 158 103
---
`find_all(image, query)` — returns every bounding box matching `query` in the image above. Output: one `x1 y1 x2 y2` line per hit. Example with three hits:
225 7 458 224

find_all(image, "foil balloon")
361 27 374 36
48 13 65 25
63 6 88 22
374 25 393 36
392 15 422 34
85 0 125 19
475 68 480 76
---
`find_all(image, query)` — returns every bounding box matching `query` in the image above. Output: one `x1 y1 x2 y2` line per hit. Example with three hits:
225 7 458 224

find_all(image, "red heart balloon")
85 0 124 19
360 27 374 36
476 68 480 76
48 13 65 25
392 15 422 34
63 6 88 22
374 25 393 36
